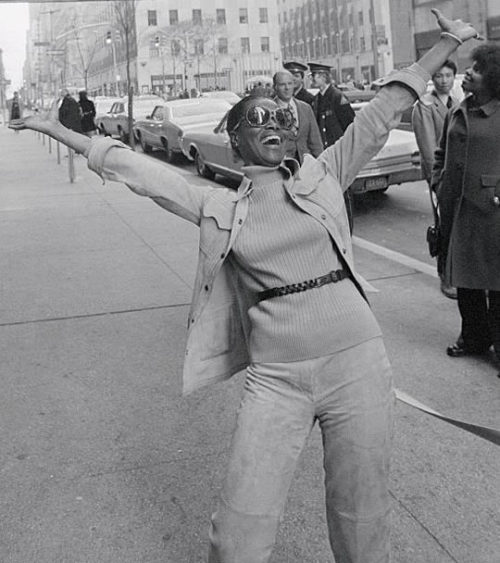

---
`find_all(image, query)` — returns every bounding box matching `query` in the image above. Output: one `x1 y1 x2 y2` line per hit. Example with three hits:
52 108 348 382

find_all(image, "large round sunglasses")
234 106 295 131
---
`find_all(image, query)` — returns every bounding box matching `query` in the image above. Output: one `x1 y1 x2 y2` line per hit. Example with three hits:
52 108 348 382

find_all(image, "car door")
146 106 165 148
208 116 243 177
102 102 119 135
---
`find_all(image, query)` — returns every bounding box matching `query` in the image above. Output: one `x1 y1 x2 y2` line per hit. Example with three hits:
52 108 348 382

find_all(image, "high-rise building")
277 0 393 84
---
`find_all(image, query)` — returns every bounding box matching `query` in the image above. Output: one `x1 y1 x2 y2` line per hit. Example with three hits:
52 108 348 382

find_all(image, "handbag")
426 187 441 258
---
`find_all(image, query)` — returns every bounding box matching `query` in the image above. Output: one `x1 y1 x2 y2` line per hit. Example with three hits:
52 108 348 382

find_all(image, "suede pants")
208 337 394 563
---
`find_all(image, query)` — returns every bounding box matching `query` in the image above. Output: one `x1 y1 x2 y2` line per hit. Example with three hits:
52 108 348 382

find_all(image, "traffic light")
154 36 160 48
106 31 112 44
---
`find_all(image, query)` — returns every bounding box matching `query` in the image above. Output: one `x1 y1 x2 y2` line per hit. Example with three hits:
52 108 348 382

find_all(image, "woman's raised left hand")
431 8 481 43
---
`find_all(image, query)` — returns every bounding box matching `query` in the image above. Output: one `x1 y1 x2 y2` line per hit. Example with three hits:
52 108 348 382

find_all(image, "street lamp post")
154 36 166 97
106 31 120 96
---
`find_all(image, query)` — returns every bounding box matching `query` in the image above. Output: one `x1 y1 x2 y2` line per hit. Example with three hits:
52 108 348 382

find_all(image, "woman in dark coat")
432 44 500 370
78 91 96 136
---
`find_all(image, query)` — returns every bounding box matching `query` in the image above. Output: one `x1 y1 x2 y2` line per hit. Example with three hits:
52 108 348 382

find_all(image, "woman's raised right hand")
9 98 61 134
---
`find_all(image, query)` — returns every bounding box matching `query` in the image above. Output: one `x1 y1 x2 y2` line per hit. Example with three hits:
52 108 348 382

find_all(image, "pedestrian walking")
78 91 96 137
431 44 500 375
283 61 315 106
58 89 82 133
9 10 479 561
9 91 23 133
309 62 357 232
412 60 459 299
273 70 322 163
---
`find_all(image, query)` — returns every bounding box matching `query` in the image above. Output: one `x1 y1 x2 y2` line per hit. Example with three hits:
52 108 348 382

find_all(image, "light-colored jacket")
88 64 429 395
412 89 459 182
274 96 323 163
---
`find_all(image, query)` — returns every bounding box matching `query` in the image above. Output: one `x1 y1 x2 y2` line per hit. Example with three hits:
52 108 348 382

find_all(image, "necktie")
288 103 298 131
446 97 453 109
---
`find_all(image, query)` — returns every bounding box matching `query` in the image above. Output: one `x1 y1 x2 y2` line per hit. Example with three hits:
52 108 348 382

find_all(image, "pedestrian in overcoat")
78 91 96 136
10 10 479 561
432 44 500 366
283 61 315 106
412 60 460 299
58 90 83 133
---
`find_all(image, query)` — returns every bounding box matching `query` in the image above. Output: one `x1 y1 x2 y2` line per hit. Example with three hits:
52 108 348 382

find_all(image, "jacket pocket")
480 174 500 193
197 306 235 361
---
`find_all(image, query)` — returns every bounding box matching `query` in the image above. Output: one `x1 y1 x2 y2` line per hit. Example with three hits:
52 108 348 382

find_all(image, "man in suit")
273 70 323 164
309 62 356 231
283 61 315 106
412 60 459 299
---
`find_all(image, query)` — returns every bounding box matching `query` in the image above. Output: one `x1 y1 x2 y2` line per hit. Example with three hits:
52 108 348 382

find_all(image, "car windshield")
134 100 159 111
171 101 230 118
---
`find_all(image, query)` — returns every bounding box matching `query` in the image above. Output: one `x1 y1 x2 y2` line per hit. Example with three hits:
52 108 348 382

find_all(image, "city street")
0 125 498 563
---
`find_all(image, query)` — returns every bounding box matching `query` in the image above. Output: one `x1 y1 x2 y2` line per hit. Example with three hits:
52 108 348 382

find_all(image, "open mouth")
262 135 281 146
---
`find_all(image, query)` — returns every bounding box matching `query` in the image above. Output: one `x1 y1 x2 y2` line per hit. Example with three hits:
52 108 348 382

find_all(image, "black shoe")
446 343 488 357
440 280 457 300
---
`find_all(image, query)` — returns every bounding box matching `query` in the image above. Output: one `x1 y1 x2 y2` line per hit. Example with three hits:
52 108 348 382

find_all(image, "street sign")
34 41 51 46
46 50 65 56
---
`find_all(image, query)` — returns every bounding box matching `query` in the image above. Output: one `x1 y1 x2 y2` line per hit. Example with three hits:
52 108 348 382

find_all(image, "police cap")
308 62 332 75
283 61 309 75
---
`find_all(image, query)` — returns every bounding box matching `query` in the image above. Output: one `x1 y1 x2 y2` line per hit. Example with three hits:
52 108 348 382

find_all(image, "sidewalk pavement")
0 126 498 563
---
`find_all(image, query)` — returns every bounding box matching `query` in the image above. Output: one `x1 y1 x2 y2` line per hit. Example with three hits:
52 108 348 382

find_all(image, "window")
261 36 270 52
241 37 250 53
259 7 268 23
239 8 248 24
194 39 204 55
192 9 202 25
360 36 366 51
169 10 178 25
147 10 157 26
358 11 364 26
216 9 226 25
218 37 228 54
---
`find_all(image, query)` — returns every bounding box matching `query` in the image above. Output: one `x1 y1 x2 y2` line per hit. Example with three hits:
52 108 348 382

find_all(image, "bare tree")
113 0 137 149
143 17 224 95
67 15 100 92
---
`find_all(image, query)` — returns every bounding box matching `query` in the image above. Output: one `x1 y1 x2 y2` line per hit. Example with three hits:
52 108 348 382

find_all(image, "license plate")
365 176 388 190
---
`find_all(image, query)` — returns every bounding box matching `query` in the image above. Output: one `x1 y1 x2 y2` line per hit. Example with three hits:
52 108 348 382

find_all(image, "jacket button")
204 285 209 291
342 248 347 254
238 218 243 224
321 214 327 220
220 253 225 259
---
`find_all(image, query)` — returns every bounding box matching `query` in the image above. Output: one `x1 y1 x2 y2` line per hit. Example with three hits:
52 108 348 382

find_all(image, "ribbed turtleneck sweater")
230 166 382 362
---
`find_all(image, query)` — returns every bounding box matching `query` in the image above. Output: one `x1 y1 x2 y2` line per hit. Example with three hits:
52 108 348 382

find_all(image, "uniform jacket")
312 85 355 149
88 64 429 395
432 96 500 290
412 89 459 181
294 86 315 106
274 97 323 163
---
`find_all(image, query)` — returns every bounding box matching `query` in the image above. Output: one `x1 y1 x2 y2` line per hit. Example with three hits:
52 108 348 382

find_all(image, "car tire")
194 151 215 180
118 127 129 144
139 135 152 154
162 139 176 163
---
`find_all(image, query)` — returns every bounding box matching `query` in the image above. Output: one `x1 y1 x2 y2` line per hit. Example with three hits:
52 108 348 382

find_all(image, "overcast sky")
0 2 29 96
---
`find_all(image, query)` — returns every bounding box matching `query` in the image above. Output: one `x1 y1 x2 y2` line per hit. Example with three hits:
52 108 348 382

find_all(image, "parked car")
94 96 122 133
98 94 163 141
182 106 422 192
132 98 231 162
201 90 241 106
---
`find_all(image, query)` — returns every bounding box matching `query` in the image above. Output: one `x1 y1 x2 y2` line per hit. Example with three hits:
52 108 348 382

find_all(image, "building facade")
135 0 282 96
278 0 393 84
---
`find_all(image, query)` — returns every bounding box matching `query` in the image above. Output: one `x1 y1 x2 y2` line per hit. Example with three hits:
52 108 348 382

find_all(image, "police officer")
283 61 315 106
309 62 356 231
308 62 355 149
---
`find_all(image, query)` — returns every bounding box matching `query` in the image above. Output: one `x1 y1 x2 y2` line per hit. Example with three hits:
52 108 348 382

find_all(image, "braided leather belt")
257 269 349 303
